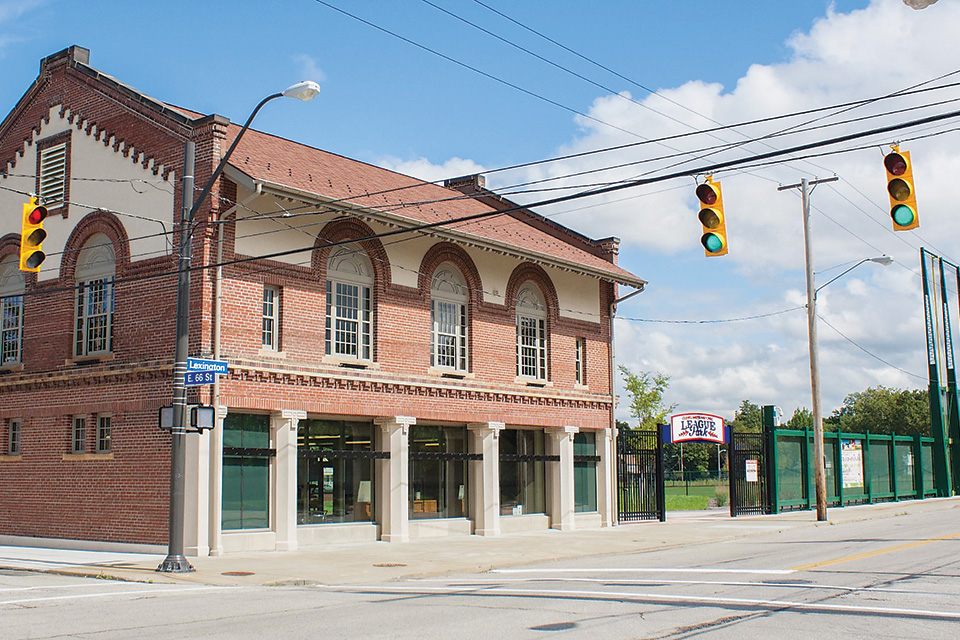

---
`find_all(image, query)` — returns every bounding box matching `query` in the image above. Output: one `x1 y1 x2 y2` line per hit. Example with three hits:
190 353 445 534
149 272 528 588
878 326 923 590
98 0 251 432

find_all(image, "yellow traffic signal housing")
884 146 919 231
696 177 728 257
19 197 48 272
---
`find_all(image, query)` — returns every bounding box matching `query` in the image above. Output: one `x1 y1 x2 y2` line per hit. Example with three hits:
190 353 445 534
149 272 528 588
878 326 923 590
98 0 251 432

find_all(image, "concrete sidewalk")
2 497 957 587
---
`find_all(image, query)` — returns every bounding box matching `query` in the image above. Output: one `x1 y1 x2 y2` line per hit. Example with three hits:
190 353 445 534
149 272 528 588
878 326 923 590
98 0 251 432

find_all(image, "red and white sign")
669 413 726 444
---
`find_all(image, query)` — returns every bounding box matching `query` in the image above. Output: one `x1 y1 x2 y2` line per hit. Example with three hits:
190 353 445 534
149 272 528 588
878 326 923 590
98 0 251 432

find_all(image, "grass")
665 494 711 510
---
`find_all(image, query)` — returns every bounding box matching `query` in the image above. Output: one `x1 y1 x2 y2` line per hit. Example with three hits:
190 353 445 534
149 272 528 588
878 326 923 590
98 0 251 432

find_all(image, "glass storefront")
223 413 272 530
574 431 599 513
409 425 471 519
298 419 376 524
499 429 548 516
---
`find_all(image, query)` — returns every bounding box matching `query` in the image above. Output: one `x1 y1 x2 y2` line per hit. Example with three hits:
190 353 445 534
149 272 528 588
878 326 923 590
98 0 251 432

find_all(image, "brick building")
0 47 646 555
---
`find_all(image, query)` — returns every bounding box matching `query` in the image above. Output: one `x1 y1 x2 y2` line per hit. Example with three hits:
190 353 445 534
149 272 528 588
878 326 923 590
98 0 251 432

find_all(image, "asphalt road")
3 507 958 639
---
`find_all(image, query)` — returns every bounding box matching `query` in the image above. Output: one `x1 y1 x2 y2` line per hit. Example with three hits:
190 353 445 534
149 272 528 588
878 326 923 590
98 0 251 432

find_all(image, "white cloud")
291 53 327 85
377 156 487 183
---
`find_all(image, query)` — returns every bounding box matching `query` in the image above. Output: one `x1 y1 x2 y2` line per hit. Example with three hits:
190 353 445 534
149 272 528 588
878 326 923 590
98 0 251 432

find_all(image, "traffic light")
696 176 728 257
19 197 48 272
884 146 919 231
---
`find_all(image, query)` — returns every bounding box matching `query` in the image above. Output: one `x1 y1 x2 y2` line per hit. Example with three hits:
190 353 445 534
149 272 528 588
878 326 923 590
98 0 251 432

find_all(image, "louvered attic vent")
38 142 67 207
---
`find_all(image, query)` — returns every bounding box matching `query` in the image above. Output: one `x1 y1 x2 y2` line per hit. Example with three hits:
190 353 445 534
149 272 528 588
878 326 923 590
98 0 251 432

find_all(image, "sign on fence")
841 439 864 489
668 413 726 444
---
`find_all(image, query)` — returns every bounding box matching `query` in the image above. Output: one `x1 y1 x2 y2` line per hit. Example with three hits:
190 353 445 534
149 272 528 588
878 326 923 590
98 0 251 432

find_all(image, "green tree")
785 407 813 430
829 386 929 435
618 365 676 430
727 400 761 433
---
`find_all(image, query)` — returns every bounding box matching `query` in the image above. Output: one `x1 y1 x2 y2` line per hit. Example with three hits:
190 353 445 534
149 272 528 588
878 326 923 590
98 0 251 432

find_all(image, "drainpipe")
608 284 645 525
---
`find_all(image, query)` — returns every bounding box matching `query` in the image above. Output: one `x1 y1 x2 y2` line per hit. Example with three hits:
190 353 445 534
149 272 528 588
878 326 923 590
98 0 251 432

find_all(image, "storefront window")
298 420 376 524
574 431 599 513
409 426 472 519
222 414 272 530
499 429 548 516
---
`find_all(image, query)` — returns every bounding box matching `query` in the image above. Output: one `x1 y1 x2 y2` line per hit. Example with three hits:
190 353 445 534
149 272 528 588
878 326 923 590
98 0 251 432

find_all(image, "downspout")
209 187 259 556
608 284 646 526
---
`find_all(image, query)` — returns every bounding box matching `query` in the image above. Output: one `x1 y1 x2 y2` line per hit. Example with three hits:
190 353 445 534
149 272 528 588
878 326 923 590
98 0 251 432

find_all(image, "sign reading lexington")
669 413 726 444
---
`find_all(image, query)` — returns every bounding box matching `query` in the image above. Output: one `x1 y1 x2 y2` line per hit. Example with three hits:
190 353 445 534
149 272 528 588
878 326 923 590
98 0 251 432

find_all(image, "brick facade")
0 47 644 551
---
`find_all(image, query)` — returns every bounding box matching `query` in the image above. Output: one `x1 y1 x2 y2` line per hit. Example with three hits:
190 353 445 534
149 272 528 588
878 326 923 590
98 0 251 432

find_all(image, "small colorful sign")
745 459 759 483
668 412 726 444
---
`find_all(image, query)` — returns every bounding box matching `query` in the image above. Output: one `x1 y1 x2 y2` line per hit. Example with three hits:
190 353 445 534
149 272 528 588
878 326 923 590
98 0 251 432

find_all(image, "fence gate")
617 429 665 522
729 429 773 516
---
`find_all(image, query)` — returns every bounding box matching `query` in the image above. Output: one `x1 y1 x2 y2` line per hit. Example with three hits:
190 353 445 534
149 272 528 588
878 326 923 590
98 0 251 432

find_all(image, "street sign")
185 357 228 386
187 357 228 374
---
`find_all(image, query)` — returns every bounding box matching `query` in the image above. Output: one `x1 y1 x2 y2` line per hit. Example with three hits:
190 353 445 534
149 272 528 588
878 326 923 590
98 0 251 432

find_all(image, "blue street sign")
184 370 219 386
187 357 228 375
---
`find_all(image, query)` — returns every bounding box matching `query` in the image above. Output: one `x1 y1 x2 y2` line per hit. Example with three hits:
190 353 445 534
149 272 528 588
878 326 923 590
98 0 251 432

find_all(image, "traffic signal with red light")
19 197 48 272
884 146 919 231
696 176 728 256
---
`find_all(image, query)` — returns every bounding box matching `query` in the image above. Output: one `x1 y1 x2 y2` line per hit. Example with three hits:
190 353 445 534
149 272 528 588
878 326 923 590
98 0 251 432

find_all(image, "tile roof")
225 125 645 287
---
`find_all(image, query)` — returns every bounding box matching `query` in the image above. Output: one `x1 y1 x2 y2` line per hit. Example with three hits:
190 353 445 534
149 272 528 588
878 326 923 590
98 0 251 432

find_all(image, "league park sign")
668 412 726 444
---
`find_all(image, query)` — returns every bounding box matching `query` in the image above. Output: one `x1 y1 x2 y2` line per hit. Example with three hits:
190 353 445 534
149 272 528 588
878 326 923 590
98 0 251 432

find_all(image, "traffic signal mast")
884 145 919 231
696 176 728 257
19 197 48 272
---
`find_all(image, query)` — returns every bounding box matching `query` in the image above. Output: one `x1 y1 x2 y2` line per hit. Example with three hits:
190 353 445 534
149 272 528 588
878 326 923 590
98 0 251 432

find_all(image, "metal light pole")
778 176 891 523
158 81 320 573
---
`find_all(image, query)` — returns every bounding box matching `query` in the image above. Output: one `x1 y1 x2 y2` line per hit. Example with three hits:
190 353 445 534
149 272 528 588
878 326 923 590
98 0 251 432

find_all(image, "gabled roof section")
224 125 646 287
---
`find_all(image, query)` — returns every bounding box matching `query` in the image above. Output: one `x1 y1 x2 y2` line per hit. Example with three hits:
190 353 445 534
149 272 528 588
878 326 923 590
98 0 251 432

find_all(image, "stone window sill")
514 377 553 388
322 355 380 370
0 455 23 462
66 353 115 366
428 367 475 380
62 453 114 462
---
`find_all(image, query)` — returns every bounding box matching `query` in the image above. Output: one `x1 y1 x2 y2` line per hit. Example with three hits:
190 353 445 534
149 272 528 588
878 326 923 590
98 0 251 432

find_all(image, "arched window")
431 264 468 372
0 256 25 366
74 233 116 358
516 283 547 380
325 245 373 361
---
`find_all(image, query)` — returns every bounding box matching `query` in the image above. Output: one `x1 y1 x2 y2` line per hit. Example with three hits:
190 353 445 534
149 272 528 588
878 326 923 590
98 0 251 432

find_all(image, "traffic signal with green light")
696 177 728 257
19 197 48 272
884 147 919 231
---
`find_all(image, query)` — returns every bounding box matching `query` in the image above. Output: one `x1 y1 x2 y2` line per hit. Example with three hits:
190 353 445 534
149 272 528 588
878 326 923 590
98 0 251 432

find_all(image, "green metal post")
915 433 925 499
891 435 899 501
865 432 873 504
804 427 813 510
921 249 951 496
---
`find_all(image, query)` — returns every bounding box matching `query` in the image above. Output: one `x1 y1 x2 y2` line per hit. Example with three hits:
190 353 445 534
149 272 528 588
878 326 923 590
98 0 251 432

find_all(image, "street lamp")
158 81 320 573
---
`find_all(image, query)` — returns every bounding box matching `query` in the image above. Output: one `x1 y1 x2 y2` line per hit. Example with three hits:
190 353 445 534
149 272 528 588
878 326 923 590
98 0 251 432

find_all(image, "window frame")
325 247 374 362
8 419 21 455
71 416 87 454
575 337 586 386
74 277 115 358
516 284 548 381
261 285 281 351
96 414 112 454
1 293 23 366
430 265 469 372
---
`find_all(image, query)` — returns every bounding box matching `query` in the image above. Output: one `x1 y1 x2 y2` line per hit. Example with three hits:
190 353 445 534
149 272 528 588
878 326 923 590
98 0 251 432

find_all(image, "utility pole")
778 176 837 522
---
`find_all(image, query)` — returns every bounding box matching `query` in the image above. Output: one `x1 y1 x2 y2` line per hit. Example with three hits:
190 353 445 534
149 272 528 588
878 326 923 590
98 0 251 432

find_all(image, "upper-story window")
262 285 280 351
74 234 115 358
575 337 587 385
0 257 25 367
431 264 468 372
325 245 373 361
516 283 548 381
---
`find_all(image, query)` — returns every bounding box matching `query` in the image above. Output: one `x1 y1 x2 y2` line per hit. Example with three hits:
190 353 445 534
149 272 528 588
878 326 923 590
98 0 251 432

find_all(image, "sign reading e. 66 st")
668 412 726 444
184 357 229 386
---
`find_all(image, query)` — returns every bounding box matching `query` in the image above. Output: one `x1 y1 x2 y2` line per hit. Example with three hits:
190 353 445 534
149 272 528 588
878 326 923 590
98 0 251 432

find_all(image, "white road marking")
317 584 960 620
0 585 228 606
492 567 796 575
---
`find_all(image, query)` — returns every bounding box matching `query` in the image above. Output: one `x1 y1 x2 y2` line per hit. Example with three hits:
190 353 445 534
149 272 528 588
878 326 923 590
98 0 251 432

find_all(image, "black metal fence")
617 429 665 522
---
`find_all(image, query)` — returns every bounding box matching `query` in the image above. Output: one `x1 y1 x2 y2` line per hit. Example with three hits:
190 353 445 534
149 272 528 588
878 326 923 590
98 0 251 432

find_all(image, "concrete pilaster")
274 409 306 551
208 405 228 557
548 425 578 531
375 416 416 543
597 427 615 526
468 421 505 536
183 426 210 558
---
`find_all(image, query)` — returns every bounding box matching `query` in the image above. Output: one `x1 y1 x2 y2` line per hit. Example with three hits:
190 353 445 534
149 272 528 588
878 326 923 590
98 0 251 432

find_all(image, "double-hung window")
325 246 373 361
96 415 112 453
8 419 21 455
516 284 548 381
71 416 86 454
431 265 468 372
74 234 116 359
575 337 586 385
262 285 280 351
0 258 25 366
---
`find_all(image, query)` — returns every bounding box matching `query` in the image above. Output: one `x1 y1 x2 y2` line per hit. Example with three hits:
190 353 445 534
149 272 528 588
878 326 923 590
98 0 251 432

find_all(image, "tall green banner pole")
921 248 951 496
950 262 960 494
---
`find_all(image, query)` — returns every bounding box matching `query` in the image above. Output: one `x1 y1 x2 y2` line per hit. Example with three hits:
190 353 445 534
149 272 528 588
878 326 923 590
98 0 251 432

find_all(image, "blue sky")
2 0 955 422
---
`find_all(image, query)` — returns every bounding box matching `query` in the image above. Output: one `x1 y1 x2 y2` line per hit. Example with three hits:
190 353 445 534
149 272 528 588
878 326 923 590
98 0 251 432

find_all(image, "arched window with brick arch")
0 255 25 366
515 282 548 381
325 244 373 361
73 233 116 358
431 263 468 372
